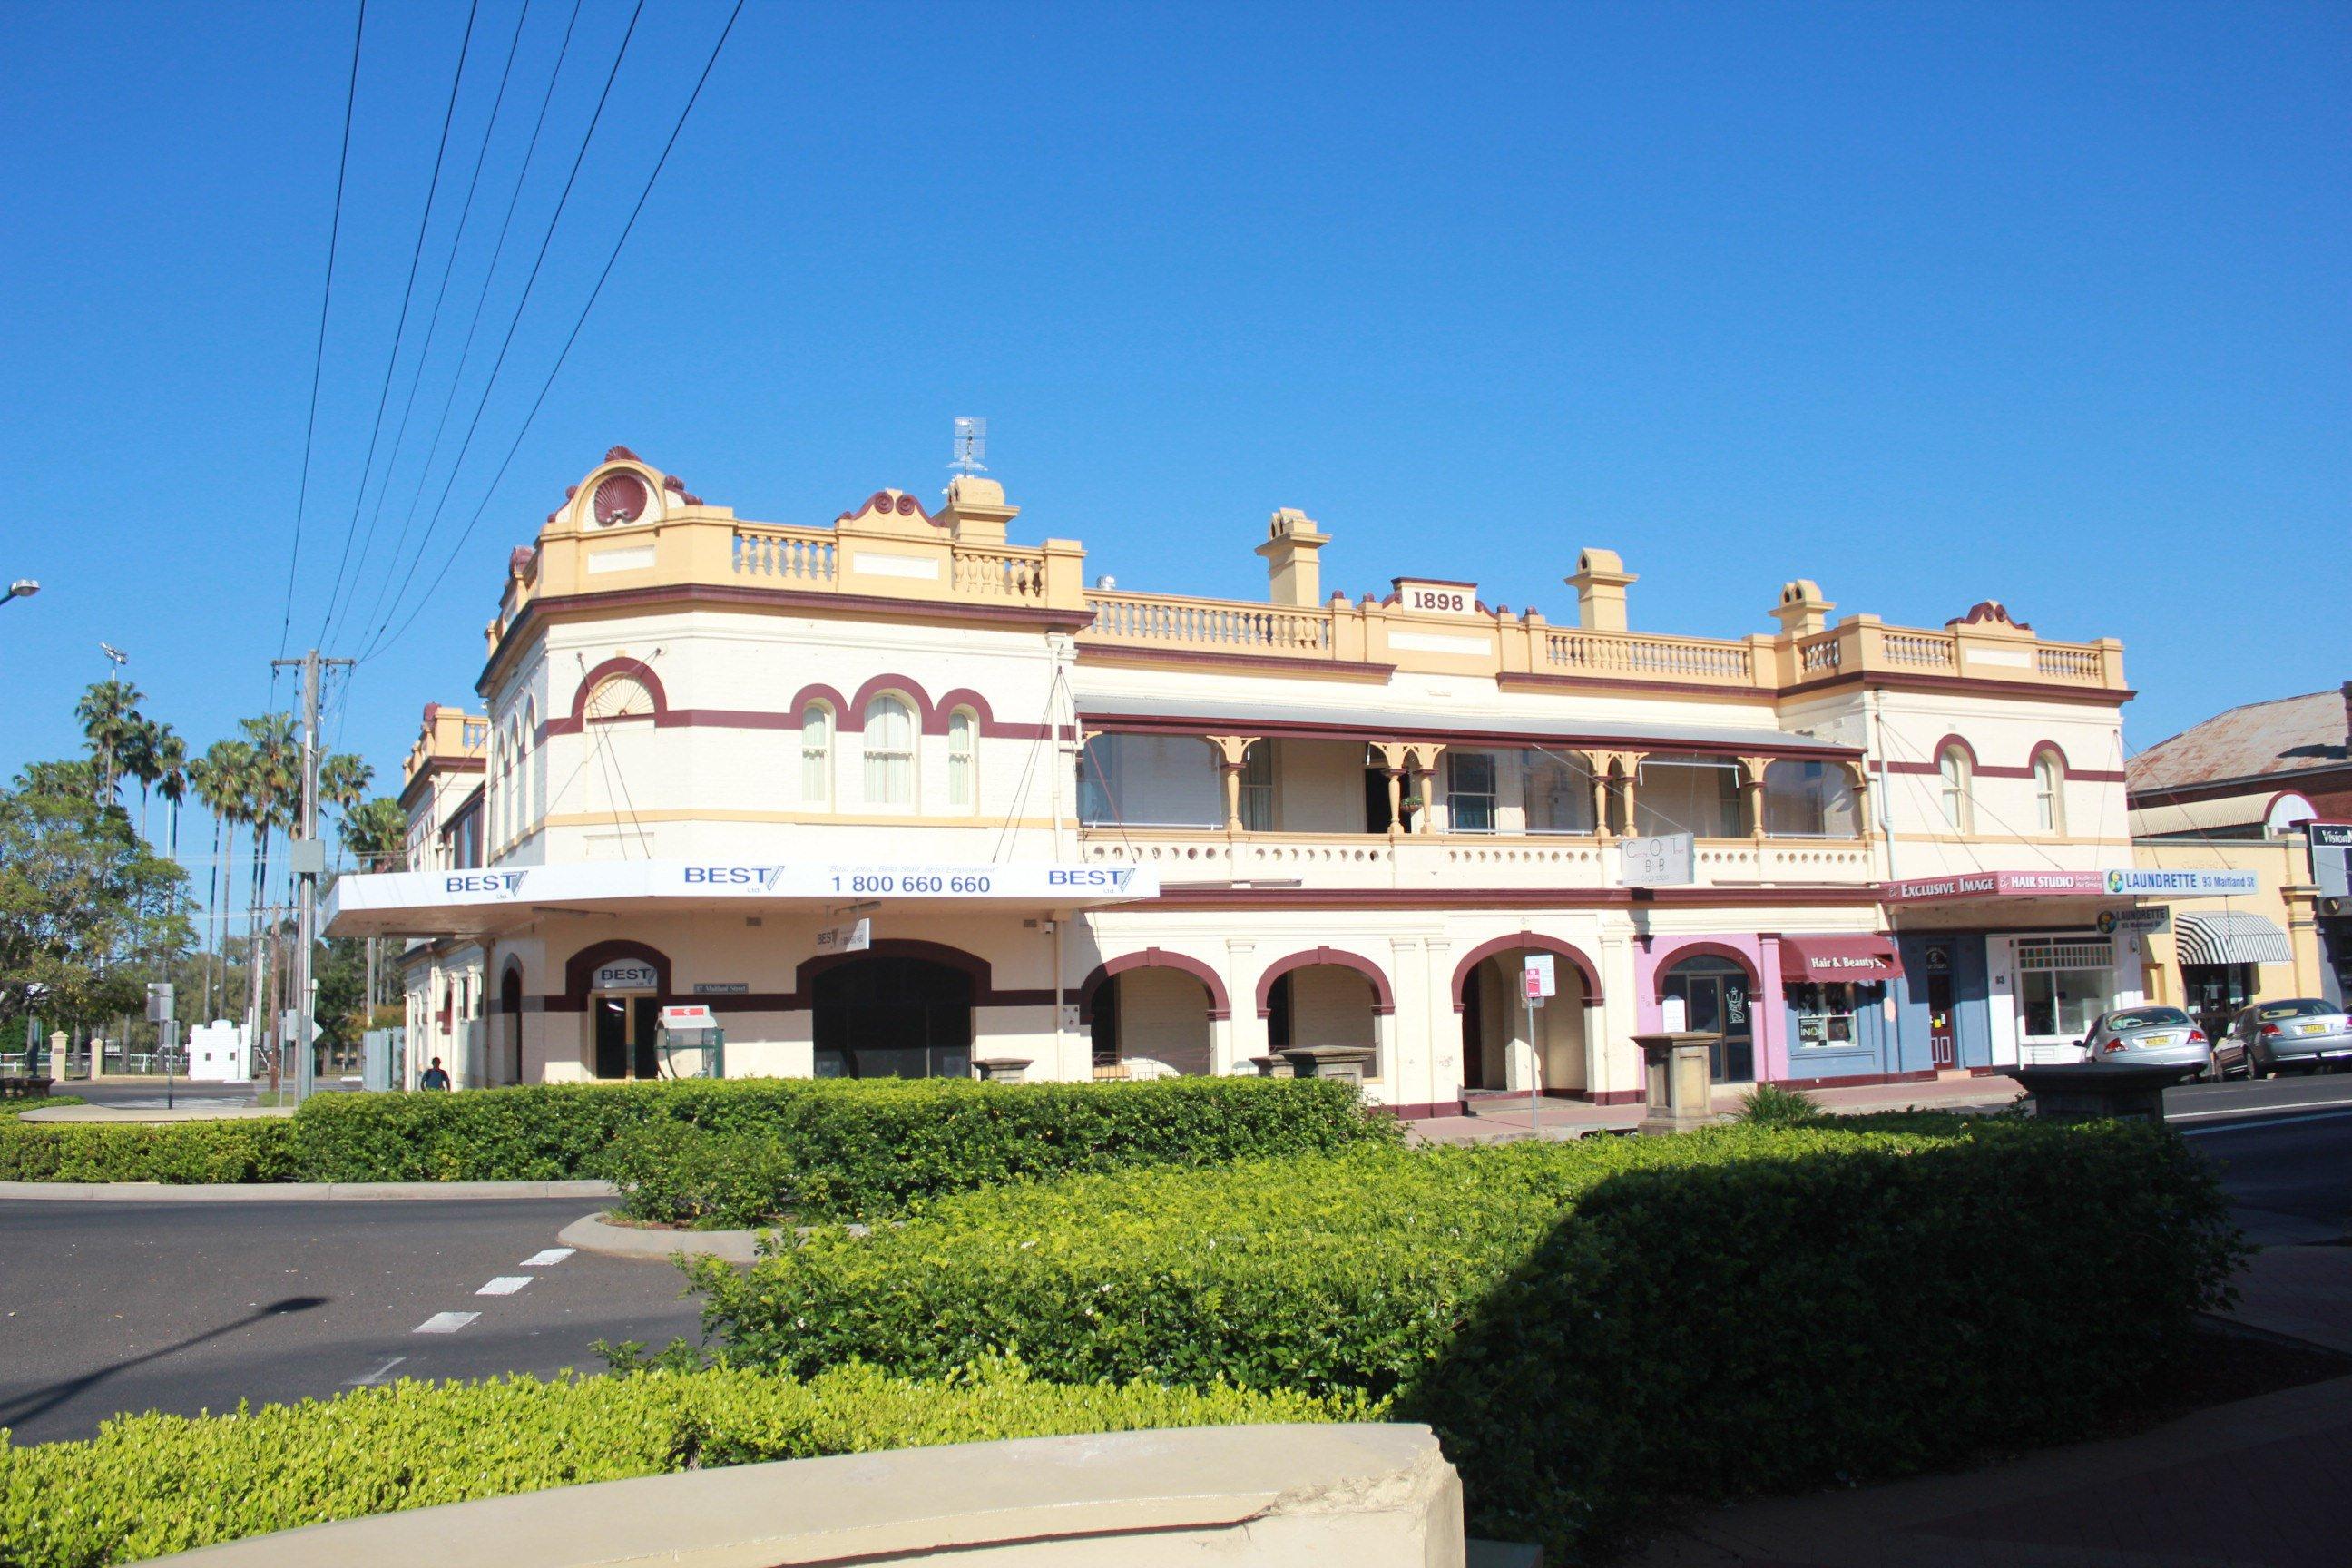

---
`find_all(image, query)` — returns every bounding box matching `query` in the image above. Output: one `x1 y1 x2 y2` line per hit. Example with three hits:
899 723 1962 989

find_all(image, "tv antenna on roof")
949 416 987 476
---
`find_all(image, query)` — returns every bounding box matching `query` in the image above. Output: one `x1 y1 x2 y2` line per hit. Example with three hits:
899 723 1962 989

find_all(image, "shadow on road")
0 1295 330 1433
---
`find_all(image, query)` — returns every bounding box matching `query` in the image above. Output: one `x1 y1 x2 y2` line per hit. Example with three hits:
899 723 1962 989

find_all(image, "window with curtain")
801 704 833 807
863 694 916 808
2034 753 2064 834
1635 757 1741 838
1522 750 1596 834
1240 742 1274 830
1446 751 1497 833
947 709 977 809
1938 746 1974 832
1762 760 1858 838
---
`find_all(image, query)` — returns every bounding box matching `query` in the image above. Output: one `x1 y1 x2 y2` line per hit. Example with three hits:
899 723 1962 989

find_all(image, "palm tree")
154 729 188 859
319 752 374 827
239 714 299 1091
74 679 145 804
339 795 407 1025
188 741 250 1022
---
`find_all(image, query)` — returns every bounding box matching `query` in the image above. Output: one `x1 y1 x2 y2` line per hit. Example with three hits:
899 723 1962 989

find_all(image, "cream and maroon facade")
333 446 2146 1107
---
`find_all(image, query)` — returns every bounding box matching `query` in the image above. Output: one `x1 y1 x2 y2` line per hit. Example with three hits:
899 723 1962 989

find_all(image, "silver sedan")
2082 1005 2211 1072
2231 999 2352 1078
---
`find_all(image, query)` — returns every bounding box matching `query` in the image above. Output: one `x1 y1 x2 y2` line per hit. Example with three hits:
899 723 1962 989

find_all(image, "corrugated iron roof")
2128 688 2349 797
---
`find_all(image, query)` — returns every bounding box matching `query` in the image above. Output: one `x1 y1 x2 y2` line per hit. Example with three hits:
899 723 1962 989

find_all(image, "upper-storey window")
1446 751 1497 833
2034 752 2065 835
801 703 834 808
1636 756 1741 838
1078 734 1220 828
863 694 916 808
1240 741 1274 830
1762 760 1858 838
1523 750 1596 835
1938 745 1975 833
947 709 978 811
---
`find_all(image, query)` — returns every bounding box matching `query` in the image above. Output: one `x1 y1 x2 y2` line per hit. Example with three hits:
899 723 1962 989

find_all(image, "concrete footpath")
1626 1240 2352 1567
1408 1074 2024 1142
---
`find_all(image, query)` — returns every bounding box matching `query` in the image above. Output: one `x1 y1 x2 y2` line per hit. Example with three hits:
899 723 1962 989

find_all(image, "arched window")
1938 745 1974 833
522 699 541 827
2034 752 2064 835
801 704 834 808
947 708 977 810
864 694 916 808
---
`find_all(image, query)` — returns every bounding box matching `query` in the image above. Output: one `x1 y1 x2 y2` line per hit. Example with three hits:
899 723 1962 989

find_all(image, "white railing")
1881 631 1958 670
2035 645 2105 682
732 528 837 583
1544 630 1754 683
953 546 1046 599
1083 591 1335 654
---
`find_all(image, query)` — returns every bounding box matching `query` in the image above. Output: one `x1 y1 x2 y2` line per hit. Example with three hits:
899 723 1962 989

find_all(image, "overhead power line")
276 0 368 664
322 0 536 652
348 0 587 657
363 0 749 663
354 0 654 660
316 0 485 652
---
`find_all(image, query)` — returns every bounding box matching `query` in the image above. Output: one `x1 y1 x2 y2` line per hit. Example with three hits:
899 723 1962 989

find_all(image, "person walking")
418 1057 452 1092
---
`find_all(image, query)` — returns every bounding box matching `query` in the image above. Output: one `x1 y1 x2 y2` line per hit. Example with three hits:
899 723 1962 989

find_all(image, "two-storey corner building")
330 445 2143 1104
394 702 491 1078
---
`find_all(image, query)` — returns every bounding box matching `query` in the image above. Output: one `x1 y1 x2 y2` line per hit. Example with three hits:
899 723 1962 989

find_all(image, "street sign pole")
1521 956 1556 1137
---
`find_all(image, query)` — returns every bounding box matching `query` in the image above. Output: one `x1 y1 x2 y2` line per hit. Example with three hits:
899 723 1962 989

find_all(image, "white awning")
324 859 1158 940
2174 910 2293 967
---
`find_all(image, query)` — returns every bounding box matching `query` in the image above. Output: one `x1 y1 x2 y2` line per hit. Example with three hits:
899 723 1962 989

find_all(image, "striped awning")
2175 910 2294 967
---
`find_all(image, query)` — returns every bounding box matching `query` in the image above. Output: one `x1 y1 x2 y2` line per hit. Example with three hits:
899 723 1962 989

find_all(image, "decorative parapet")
484 452 2125 701
1077 591 2126 697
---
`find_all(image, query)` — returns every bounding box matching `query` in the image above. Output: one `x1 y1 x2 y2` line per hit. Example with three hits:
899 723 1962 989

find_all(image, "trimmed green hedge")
0 1077 1393 1220
691 1119 2242 1552
0 1119 295 1182
0 1359 1355 1568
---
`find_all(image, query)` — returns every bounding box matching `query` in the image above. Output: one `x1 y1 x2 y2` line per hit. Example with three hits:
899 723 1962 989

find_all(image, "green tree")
0 760 191 1033
338 797 407 872
74 679 145 804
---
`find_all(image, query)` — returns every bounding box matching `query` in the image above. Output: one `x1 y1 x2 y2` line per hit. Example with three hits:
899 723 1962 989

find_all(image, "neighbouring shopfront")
1774 934 1905 1085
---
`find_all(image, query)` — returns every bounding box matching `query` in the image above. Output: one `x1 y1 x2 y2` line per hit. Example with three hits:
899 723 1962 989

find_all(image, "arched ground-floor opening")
1459 948 1591 1093
812 955 975 1079
1262 956 1388 1076
1088 967 1217 1077
1659 952 1758 1083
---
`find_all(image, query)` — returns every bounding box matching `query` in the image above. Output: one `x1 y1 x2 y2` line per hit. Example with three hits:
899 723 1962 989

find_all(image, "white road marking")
476 1276 534 1296
347 1356 407 1387
521 1248 575 1268
414 1311 479 1334
2178 1104 2352 1135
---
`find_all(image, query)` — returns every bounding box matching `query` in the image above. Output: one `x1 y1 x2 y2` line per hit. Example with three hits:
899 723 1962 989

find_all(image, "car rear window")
2108 1007 2190 1029
2258 1000 2333 1020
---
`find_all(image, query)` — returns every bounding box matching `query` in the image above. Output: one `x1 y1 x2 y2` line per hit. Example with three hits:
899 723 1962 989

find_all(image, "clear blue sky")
3 0 2346 832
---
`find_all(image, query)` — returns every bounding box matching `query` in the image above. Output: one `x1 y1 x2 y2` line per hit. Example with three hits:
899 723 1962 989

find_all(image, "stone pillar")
1740 756 1773 844
1208 736 1253 832
47 1031 68 1082
1413 755 1441 835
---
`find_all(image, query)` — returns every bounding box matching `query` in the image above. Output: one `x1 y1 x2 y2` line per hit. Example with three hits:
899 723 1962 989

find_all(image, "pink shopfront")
1632 930 1907 1090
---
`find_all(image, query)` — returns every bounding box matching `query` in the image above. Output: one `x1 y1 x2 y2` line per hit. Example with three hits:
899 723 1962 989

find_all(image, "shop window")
2016 938 2112 1039
2034 753 2064 834
1763 760 1858 838
1240 742 1274 831
1523 750 1596 835
1938 746 1975 832
1077 734 1221 828
946 709 977 810
1787 979 1884 1046
800 704 834 807
1446 751 1497 833
1637 757 1741 838
862 694 916 808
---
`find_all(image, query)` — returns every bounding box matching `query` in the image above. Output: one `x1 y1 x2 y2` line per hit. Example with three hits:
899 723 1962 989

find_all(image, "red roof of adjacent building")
2128 686 2351 800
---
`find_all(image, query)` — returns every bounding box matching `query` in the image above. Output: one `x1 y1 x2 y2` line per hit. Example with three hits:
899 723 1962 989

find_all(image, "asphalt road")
0 1199 703 1444
5 1073 2349 1448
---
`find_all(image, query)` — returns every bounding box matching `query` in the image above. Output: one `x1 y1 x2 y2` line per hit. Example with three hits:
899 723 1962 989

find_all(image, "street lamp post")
2 580 38 606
